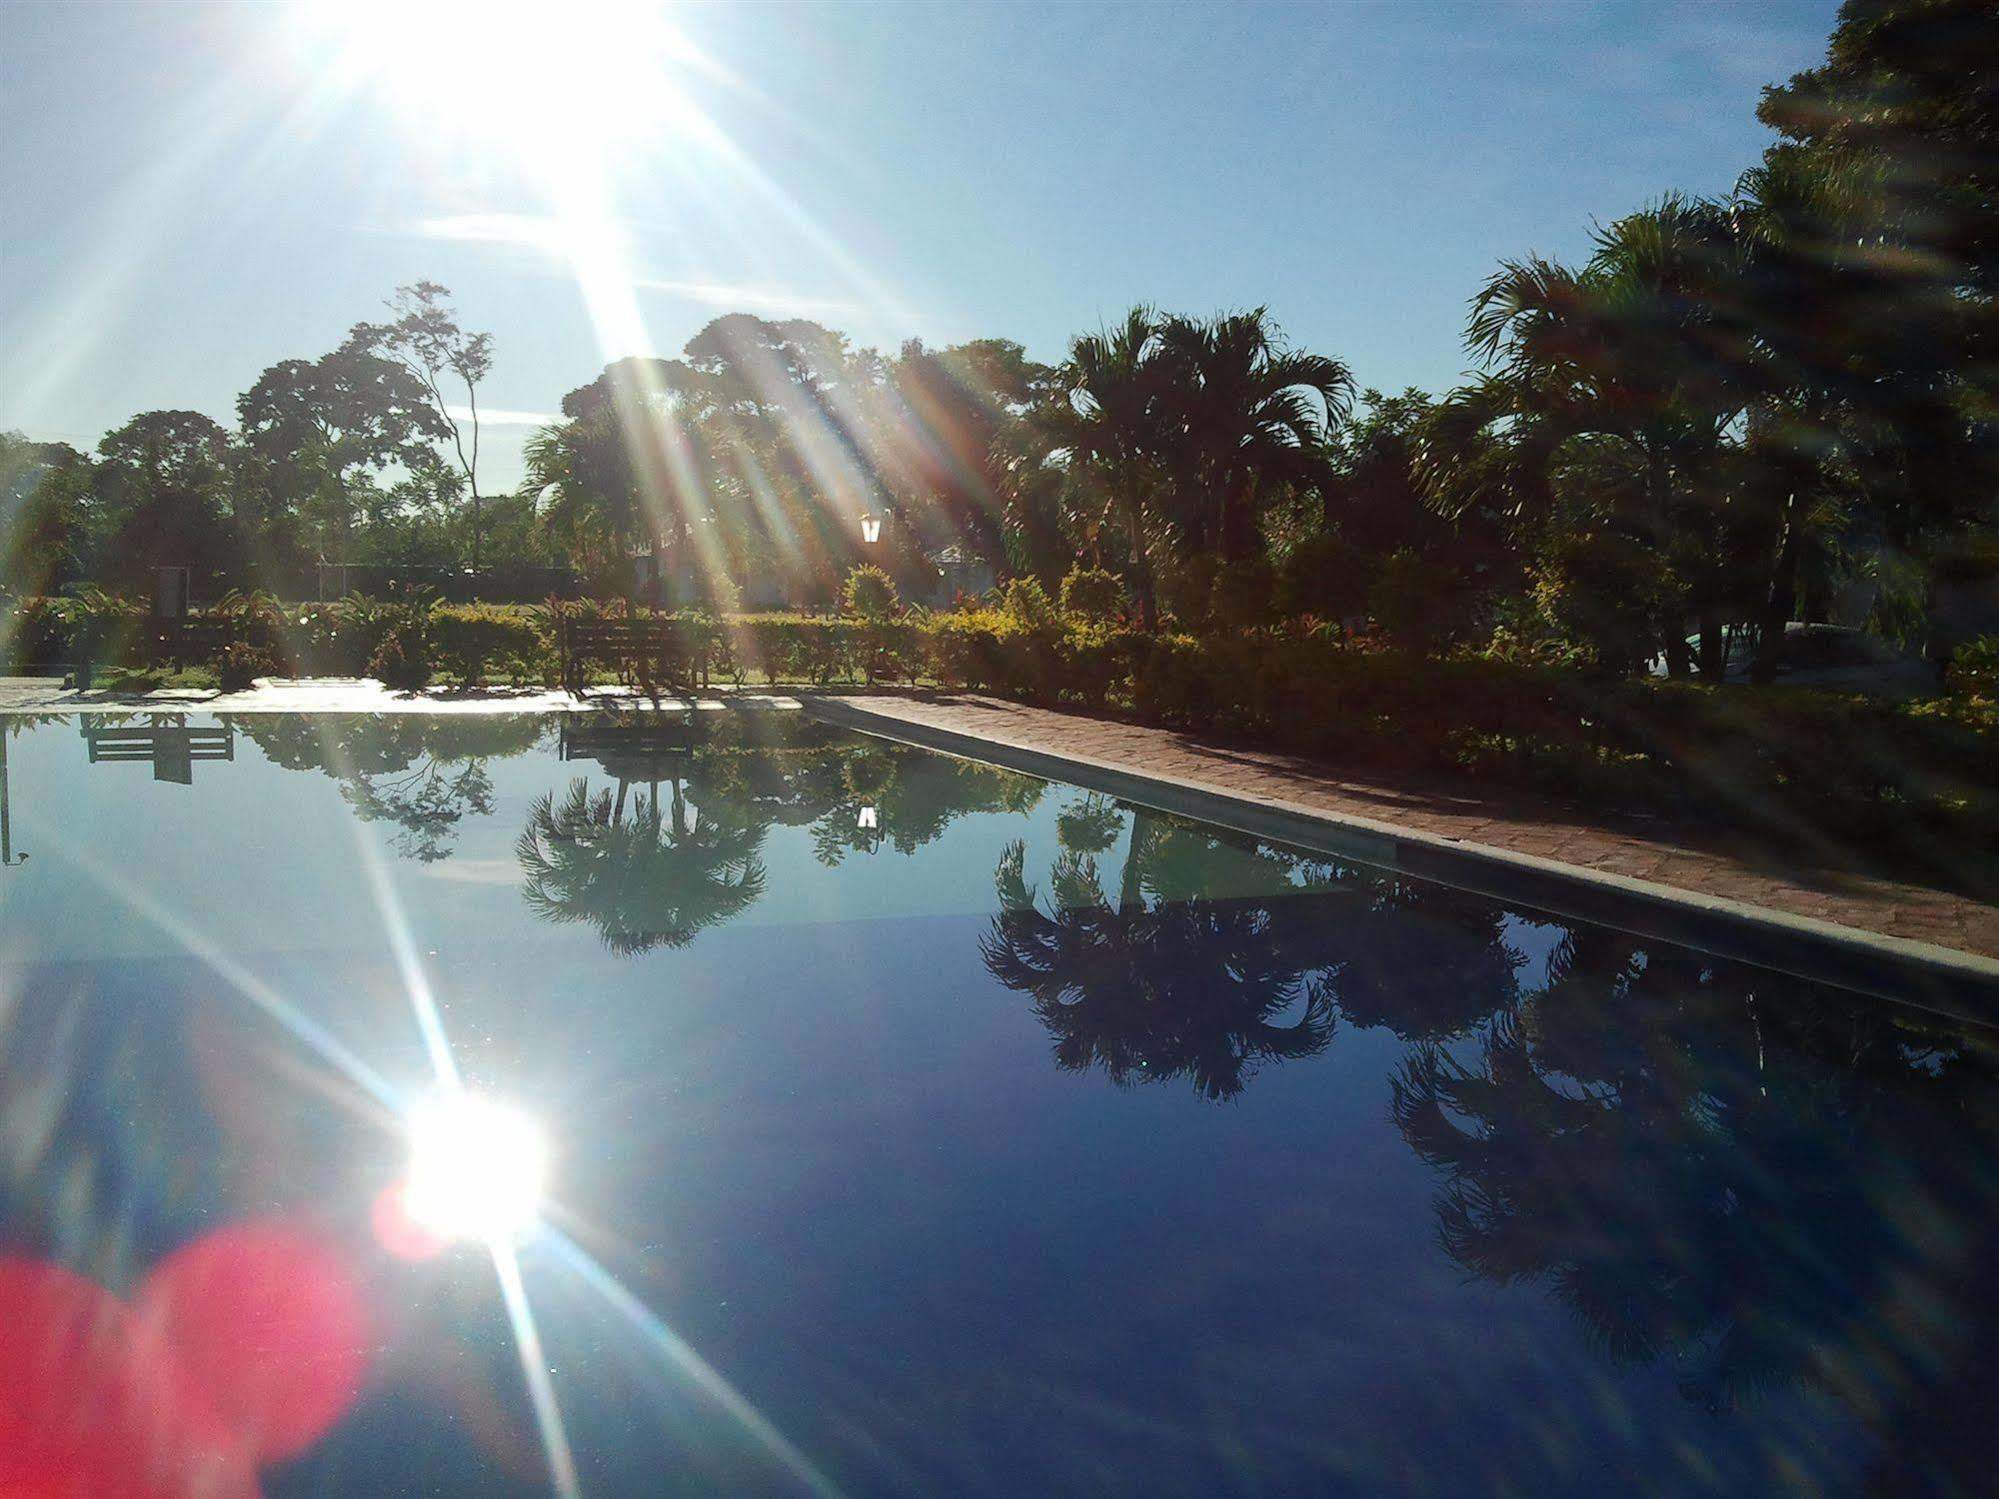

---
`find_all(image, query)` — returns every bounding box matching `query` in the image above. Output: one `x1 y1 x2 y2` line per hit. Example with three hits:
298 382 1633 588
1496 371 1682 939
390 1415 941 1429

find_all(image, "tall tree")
88 411 236 593
1025 308 1172 623
1739 0 1999 674
350 282 495 567
874 337 1053 568
1426 199 1763 676
237 343 452 567
0 434 91 597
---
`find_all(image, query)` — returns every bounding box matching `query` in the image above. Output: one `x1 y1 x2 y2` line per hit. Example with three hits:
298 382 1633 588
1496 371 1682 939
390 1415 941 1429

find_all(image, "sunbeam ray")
545 1227 845 1499
494 1240 584 1499
16 817 402 1115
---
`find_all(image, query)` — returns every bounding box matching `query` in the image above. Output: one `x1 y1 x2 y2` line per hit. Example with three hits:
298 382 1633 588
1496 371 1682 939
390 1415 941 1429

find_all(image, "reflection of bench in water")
81 720 235 784
559 718 706 783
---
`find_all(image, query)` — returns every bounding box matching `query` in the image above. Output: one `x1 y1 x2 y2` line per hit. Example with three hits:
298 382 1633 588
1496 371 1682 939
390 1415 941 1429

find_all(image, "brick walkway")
830 691 1999 963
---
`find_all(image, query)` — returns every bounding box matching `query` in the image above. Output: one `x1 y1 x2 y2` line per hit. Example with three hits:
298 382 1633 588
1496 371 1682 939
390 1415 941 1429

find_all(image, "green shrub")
1157 554 1219 632
731 615 854 684
1056 624 1137 708
1129 632 1215 727
1059 567 1125 625
1274 534 1370 621
1946 635 1999 697
65 589 145 671
1367 549 1467 653
1209 557 1279 632
364 598 436 691
1002 576 1059 630
853 618 921 685
432 604 547 686
927 610 1018 691
2 596 80 669
1529 531 1677 673
277 595 400 676
367 630 432 691
214 640 275 692
841 565 899 621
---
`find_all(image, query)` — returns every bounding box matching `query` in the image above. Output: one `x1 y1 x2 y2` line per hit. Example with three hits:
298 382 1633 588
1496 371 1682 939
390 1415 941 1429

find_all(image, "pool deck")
4 674 1994 1009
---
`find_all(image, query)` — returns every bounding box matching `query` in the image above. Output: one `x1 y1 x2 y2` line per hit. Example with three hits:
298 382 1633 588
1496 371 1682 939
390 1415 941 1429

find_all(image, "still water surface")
0 710 1992 1497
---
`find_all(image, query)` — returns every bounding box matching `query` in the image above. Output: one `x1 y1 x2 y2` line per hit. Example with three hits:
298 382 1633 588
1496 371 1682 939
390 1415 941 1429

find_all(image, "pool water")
0 710 1994 1497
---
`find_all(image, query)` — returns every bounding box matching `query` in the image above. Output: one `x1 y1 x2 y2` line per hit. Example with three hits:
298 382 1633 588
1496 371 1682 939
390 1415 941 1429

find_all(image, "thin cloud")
413 212 574 254
446 404 558 426
634 278 864 320
418 859 522 886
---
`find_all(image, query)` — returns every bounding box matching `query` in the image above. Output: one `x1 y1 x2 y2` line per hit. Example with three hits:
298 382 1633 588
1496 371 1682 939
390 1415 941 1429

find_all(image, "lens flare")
405 1095 549 1244
293 0 699 175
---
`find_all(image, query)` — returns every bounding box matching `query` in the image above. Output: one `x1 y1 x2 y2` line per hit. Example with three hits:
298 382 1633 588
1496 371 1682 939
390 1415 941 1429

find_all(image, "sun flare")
296 0 696 172
405 1094 550 1244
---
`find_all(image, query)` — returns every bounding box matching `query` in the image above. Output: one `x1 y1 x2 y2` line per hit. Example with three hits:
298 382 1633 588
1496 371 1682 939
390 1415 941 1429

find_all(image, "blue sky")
1 0 1839 490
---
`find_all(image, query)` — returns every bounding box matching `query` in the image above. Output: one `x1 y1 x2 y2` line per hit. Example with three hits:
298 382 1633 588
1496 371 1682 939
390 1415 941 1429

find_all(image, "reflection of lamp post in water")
857 803 882 855
859 512 883 546
0 730 24 868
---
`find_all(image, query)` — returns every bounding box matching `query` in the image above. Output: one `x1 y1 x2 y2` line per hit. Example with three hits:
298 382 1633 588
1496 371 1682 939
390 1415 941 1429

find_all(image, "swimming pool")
1 709 1993 1497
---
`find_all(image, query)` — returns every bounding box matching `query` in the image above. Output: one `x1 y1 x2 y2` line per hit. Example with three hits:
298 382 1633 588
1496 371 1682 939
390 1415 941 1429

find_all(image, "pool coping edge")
803 693 1999 1027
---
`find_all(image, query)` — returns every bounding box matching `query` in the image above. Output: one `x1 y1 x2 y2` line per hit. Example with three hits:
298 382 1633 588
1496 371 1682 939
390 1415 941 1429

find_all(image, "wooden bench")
559 616 701 697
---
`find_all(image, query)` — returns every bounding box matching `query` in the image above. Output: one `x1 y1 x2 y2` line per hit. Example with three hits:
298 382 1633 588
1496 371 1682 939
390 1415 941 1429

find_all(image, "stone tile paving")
834 690 1999 962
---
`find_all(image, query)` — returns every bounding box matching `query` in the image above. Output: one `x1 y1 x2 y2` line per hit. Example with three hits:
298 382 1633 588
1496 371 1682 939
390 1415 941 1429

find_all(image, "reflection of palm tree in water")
516 775 767 955
984 802 1526 1098
1390 926 1999 1431
981 811 1338 1100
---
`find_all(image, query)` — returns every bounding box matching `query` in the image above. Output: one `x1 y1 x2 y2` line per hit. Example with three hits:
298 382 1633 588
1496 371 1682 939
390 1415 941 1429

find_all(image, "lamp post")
859 511 883 546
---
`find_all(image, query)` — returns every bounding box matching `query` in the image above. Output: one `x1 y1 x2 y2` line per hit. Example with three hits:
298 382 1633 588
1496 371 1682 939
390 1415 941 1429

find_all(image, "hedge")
4 594 1992 834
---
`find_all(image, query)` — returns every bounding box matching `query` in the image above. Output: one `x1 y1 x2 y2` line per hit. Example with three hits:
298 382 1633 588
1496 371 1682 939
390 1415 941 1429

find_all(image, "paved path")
823 691 1999 964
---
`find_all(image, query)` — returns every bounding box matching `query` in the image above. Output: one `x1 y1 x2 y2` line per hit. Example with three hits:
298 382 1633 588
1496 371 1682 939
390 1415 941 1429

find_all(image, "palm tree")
523 408 642 596
1430 197 1760 677
1031 308 1171 624
515 776 767 954
1154 309 1352 560
1726 144 1981 681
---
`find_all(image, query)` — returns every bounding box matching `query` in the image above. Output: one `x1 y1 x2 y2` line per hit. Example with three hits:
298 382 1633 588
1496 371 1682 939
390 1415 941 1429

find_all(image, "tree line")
3 0 1993 681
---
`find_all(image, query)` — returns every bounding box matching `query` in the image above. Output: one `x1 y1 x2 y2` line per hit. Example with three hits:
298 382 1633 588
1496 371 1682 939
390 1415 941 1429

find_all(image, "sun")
295 0 697 175
403 1093 550 1244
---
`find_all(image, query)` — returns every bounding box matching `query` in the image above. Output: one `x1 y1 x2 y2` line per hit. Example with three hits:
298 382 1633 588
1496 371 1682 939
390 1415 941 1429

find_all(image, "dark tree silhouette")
230 714 543 862
980 817 1339 1100
1390 928 1999 1421
516 775 767 955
